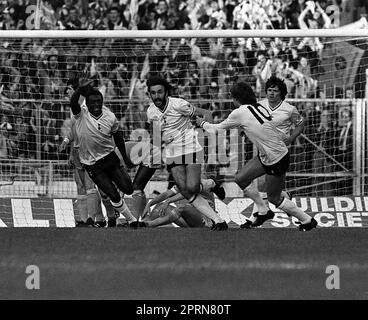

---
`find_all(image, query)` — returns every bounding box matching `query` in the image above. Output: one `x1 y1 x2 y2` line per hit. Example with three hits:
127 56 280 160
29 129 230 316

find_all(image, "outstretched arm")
144 211 180 227
192 107 213 123
196 109 241 134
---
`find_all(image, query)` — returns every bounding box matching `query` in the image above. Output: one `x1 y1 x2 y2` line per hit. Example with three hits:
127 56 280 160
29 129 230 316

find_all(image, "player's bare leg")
235 157 273 228
84 172 105 227
98 188 118 227
86 188 105 227
171 164 226 229
89 169 141 227
266 173 316 230
74 167 88 226
131 164 157 219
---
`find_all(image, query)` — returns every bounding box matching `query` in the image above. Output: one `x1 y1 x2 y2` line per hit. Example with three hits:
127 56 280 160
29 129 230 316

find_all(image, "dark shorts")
166 152 198 172
260 152 290 176
83 151 121 178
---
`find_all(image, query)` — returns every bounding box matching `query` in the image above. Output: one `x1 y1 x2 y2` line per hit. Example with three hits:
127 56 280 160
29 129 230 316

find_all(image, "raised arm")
70 77 94 115
298 5 310 29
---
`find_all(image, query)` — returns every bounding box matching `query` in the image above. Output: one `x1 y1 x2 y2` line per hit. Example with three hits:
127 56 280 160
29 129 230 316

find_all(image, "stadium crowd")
0 0 359 183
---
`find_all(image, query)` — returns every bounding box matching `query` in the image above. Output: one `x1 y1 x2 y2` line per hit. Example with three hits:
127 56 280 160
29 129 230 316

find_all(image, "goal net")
0 30 367 226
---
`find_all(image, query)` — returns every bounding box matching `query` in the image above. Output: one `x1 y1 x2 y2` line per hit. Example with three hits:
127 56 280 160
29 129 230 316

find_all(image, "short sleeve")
110 114 120 134
291 106 303 126
174 99 195 117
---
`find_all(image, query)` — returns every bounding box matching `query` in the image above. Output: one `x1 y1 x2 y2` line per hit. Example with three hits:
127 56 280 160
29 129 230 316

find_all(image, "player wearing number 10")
197 82 317 231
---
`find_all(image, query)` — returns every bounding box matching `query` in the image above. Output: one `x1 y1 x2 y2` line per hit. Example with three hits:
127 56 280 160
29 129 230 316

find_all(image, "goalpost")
0 29 367 226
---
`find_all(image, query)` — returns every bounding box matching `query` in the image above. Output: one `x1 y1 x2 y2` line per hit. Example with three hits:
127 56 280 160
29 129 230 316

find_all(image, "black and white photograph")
0 0 368 308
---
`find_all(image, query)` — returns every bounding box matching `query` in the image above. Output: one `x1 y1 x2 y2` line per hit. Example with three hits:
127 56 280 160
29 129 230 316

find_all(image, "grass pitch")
0 227 367 300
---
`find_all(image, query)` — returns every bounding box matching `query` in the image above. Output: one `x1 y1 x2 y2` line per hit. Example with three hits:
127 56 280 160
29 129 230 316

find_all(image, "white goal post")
0 28 367 205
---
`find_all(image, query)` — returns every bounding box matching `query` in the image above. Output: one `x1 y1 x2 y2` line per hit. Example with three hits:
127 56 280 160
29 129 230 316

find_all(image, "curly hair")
146 76 172 93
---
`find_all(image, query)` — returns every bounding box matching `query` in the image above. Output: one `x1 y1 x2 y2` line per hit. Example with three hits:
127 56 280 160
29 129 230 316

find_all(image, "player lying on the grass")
241 76 305 228
141 178 225 228
69 74 145 228
146 76 227 231
197 81 317 231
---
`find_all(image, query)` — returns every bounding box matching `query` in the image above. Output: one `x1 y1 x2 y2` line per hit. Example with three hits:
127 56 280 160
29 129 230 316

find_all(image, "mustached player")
146 76 227 231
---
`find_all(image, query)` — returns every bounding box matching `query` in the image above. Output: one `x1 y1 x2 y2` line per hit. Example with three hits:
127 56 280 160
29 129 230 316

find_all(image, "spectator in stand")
82 8 104 29
57 0 77 26
202 0 228 30
178 60 200 100
335 106 353 194
12 112 29 159
42 48 65 99
62 6 82 30
301 101 321 173
0 6 16 30
98 71 118 101
0 114 13 133
88 0 109 20
0 126 10 159
280 0 303 29
298 1 332 55
22 103 38 159
105 6 126 30
336 107 353 169
310 108 338 196
40 111 59 160
295 55 318 98
0 113 17 159
18 41 38 82
154 0 170 29
252 51 272 98
0 51 21 100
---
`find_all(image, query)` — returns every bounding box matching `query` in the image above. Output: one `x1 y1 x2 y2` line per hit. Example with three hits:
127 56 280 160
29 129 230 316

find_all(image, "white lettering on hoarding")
0 218 7 227
334 197 355 211
345 212 362 227
53 199 76 228
11 199 49 227
314 213 335 227
309 198 319 212
321 198 335 211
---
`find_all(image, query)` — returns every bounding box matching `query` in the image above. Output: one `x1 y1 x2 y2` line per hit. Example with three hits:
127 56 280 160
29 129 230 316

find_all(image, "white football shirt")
147 97 202 160
73 105 120 165
202 104 288 166
259 99 303 145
